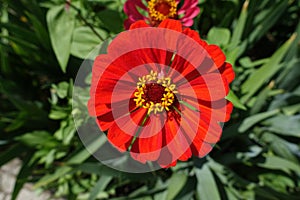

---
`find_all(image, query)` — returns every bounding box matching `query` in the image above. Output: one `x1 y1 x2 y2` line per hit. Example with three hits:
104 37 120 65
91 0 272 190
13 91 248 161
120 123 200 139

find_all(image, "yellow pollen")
134 70 177 115
148 0 177 22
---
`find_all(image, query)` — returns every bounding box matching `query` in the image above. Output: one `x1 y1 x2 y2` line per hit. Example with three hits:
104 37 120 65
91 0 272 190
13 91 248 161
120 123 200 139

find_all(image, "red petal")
219 63 235 84
192 141 213 157
96 111 114 131
163 115 192 162
158 19 183 32
107 122 133 151
206 45 226 68
107 107 148 152
130 114 165 162
129 20 150 30
198 115 223 143
179 73 229 101
169 55 195 79
87 98 110 117
92 49 170 106
160 160 177 168
131 133 162 162
183 28 208 48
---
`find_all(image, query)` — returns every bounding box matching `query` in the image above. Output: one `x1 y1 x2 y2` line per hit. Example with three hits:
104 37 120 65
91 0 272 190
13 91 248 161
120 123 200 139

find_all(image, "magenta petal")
124 2 144 18
179 0 198 11
183 7 200 19
124 19 134 30
131 0 148 10
181 18 194 27
124 0 149 29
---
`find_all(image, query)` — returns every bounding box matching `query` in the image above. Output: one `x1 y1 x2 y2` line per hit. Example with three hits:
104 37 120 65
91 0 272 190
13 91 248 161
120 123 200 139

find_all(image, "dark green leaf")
0 144 24 167
97 10 123 33
12 152 36 200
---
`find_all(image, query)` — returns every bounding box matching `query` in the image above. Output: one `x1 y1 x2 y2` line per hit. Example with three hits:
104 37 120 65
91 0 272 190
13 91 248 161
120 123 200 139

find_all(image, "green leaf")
239 57 269 68
25 11 51 50
261 133 299 163
88 176 112 200
250 86 271 115
47 5 76 72
56 81 69 99
11 152 36 200
166 173 188 200
0 144 24 167
67 134 106 164
74 162 115 176
258 155 300 175
173 177 196 200
15 131 57 148
258 173 295 194
248 1 288 44
262 115 300 137
97 9 123 33
195 165 221 200
238 109 279 133
241 34 296 102
34 134 106 188
33 166 73 189
207 27 231 46
229 1 248 48
282 103 300 116
49 109 69 120
70 26 107 59
226 90 247 110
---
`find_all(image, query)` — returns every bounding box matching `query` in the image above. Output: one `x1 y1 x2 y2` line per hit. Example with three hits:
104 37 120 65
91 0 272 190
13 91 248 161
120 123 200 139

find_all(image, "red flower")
124 0 200 29
88 19 234 168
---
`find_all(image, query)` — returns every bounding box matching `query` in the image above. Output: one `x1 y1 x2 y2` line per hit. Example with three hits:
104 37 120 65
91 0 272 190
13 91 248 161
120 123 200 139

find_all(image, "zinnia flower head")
124 0 200 29
88 19 234 168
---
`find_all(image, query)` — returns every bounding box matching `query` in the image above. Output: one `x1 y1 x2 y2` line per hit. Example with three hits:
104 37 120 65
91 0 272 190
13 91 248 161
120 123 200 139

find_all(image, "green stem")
65 0 105 41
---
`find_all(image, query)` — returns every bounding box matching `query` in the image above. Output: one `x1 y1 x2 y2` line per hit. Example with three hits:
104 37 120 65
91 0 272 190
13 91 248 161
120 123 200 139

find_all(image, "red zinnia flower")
124 0 200 29
88 19 234 168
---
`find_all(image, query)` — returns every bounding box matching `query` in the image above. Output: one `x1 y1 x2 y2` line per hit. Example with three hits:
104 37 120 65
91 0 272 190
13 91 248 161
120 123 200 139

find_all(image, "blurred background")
0 0 300 199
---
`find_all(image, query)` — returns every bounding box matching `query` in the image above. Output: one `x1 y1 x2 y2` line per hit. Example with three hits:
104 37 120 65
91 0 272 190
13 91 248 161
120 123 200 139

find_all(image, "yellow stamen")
148 0 177 22
133 70 177 115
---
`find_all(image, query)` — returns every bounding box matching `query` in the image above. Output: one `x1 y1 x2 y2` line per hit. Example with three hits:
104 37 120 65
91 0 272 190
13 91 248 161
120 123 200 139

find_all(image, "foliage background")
0 0 300 199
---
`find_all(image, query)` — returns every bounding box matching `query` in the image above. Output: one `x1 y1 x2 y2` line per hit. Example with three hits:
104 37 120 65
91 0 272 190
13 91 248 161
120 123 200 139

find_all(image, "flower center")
148 0 177 22
134 70 177 115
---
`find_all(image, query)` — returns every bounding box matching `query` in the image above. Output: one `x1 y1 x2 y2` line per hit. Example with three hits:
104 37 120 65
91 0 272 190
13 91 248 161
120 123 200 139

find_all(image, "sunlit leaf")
241 34 296 102
47 5 76 72
207 27 231 46
195 165 221 200
258 155 300 174
262 115 300 137
70 26 108 59
239 109 280 133
166 173 188 200
226 90 247 110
